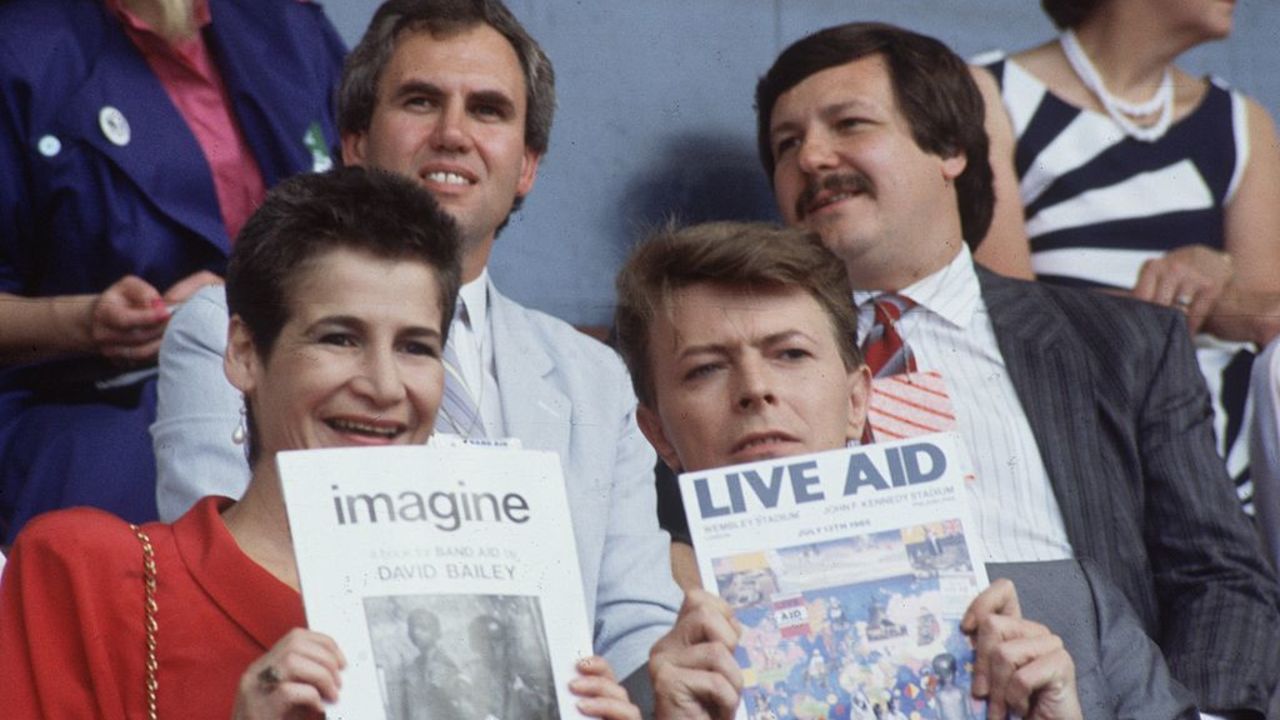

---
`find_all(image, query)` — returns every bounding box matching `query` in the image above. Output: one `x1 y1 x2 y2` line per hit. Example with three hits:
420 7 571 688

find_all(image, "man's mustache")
795 173 874 219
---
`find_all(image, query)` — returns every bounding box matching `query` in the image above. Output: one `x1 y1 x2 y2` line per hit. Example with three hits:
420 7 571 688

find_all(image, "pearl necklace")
1060 29 1174 142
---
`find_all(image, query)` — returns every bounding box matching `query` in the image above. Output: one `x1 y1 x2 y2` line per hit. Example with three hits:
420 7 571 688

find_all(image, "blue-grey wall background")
321 1 1280 326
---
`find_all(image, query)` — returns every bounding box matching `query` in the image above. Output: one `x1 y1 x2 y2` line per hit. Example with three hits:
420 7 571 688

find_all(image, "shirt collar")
105 0 211 40
172 497 304 650
456 268 491 338
852 244 980 330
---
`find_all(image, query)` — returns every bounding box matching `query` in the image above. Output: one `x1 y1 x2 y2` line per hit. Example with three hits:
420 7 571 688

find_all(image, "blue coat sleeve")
0 37 33 294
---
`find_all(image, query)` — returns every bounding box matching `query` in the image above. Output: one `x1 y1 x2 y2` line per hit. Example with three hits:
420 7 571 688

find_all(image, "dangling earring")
232 406 247 445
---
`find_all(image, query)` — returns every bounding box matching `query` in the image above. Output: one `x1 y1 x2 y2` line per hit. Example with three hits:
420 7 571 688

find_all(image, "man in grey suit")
619 221 1192 719
150 0 679 693
750 21 1278 718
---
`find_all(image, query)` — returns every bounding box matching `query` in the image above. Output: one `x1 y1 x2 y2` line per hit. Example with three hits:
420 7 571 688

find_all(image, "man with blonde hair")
620 220 1193 719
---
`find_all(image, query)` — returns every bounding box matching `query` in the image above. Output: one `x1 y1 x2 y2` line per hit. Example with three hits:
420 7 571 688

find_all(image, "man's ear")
637 403 682 473
340 132 367 168
224 316 261 396
845 364 873 444
515 148 542 199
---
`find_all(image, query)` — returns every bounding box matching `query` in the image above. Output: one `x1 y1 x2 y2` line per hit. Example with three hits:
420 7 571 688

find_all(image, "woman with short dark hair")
0 168 639 720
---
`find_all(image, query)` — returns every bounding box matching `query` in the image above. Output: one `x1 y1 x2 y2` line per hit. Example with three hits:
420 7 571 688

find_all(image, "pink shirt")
107 0 266 243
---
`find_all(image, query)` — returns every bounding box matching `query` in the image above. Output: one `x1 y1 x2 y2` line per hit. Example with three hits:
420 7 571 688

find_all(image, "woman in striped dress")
971 0 1280 512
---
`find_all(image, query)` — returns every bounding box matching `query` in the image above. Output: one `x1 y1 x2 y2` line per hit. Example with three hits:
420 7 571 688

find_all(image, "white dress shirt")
855 246 1074 563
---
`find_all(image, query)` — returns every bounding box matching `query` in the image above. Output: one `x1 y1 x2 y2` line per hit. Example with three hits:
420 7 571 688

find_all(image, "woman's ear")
223 316 261 395
940 149 967 182
637 403 682 474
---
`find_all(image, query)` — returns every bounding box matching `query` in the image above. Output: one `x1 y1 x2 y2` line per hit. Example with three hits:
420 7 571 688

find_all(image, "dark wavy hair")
755 22 994 248
338 0 555 156
226 167 462 463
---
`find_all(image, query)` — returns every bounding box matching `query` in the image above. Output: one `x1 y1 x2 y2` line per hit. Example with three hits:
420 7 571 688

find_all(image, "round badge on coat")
37 135 61 157
99 106 131 147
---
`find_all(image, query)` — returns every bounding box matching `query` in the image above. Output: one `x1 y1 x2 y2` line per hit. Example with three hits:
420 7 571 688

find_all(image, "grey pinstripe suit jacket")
990 559 1197 719
977 268 1280 715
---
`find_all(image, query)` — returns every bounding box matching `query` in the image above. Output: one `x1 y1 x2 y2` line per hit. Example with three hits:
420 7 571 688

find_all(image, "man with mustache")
150 0 680 702
743 21 1278 719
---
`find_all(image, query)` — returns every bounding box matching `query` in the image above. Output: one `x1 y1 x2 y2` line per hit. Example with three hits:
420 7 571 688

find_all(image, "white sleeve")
589 360 681 678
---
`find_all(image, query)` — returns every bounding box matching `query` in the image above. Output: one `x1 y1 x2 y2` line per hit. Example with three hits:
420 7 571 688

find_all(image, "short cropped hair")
339 0 556 156
227 167 462 464
615 221 862 409
228 166 462 359
754 22 994 248
1041 0 1100 29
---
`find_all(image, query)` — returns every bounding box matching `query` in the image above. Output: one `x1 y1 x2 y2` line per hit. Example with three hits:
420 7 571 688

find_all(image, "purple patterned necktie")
439 322 486 439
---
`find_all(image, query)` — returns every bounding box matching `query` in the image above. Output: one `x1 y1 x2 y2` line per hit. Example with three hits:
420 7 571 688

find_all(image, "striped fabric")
856 248 1074 564
989 58 1243 288
860 294 917 378
440 274 508 440
988 56 1256 511
438 341 486 439
975 266 1280 712
866 371 957 442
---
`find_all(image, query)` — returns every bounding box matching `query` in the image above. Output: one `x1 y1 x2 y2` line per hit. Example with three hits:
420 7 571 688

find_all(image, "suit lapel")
204 2 314 187
977 269 1114 561
489 285 572 458
61 10 227 255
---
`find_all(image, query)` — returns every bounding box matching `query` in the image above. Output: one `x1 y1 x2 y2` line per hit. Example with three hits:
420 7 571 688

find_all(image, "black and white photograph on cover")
363 593 560 720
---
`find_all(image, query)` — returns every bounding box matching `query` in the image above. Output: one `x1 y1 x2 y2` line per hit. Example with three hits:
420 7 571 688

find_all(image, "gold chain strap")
130 524 159 720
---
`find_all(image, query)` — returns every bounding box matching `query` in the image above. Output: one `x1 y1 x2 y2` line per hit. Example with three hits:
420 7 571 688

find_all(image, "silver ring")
257 665 282 692
1174 294 1193 308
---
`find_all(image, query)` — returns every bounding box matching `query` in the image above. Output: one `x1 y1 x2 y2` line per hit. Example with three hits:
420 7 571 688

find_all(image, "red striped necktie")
861 293 917 378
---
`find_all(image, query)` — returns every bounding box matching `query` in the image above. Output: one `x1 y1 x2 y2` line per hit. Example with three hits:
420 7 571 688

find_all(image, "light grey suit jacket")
151 283 680 677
